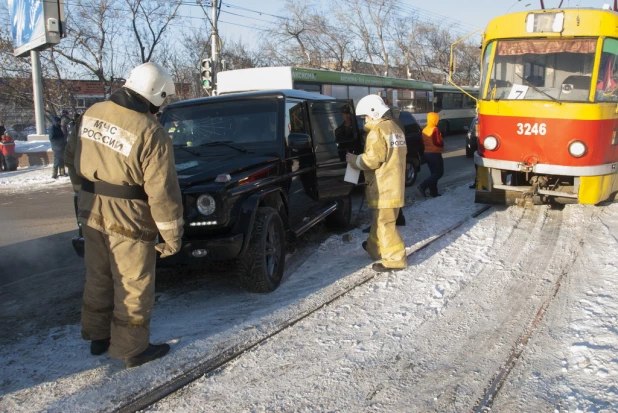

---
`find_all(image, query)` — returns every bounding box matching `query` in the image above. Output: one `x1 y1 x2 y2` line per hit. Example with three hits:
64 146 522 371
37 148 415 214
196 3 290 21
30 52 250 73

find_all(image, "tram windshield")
484 38 596 102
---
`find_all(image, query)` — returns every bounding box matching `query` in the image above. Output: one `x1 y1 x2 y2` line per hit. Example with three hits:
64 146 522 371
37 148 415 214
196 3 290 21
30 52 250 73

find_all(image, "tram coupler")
515 192 536 209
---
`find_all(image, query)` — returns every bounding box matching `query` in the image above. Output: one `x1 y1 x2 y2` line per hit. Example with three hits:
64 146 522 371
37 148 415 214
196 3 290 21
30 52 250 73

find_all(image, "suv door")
309 100 362 201
284 99 319 228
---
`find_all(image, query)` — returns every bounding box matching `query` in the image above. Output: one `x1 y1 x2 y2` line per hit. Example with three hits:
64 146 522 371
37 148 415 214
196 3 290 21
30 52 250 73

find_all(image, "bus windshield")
485 38 596 102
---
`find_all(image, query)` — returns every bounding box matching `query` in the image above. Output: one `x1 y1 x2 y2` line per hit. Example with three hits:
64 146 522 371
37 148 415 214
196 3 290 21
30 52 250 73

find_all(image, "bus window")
348 86 370 106
595 38 618 102
295 83 321 94
330 85 348 99
398 89 414 112
463 94 477 108
369 87 384 95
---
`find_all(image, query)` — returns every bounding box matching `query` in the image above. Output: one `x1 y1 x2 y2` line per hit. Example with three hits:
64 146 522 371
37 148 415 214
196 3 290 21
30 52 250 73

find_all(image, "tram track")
472 206 600 412
113 205 493 413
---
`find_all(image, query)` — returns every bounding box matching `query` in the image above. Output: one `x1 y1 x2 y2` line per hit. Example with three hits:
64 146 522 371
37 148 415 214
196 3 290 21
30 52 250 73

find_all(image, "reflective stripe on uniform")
388 133 406 148
356 155 369 170
368 199 405 208
155 216 184 231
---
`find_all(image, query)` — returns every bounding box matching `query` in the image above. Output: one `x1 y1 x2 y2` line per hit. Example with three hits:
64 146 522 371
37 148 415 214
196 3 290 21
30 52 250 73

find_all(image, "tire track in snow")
373 206 567 411
112 205 492 413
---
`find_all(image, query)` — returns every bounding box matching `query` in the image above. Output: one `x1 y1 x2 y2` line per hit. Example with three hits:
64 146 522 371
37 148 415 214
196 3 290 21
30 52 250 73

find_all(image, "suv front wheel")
405 154 421 187
236 207 285 293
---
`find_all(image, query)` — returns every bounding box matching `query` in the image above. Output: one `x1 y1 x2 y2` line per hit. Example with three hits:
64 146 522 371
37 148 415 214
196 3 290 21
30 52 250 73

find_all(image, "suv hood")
176 156 279 187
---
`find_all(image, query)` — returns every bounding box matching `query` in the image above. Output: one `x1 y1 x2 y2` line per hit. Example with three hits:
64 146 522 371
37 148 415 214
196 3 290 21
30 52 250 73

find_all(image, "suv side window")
310 101 359 162
399 111 422 134
285 100 308 140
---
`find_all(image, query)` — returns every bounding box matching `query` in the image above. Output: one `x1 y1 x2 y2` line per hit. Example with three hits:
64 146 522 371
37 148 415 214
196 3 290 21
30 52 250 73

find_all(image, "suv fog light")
483 135 499 151
192 249 208 258
568 141 587 158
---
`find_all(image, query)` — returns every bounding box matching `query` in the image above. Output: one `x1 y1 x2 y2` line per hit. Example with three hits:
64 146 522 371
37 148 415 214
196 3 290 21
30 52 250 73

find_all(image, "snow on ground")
14 140 51 153
0 165 71 194
0 185 617 412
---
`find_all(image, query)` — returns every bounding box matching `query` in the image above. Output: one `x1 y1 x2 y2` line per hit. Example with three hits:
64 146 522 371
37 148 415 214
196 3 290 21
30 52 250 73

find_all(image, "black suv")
466 116 478 158
158 90 361 292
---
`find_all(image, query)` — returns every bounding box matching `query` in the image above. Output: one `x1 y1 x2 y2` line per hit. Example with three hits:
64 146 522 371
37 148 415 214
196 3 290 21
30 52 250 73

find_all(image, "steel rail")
114 205 493 413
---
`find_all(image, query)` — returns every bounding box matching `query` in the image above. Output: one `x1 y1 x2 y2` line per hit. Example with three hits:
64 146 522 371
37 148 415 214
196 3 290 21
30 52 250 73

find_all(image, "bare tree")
332 0 397 76
124 0 183 64
53 0 127 98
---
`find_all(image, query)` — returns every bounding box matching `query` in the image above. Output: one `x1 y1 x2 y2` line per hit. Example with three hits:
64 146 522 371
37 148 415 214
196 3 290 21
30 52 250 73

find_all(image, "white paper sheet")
344 163 360 184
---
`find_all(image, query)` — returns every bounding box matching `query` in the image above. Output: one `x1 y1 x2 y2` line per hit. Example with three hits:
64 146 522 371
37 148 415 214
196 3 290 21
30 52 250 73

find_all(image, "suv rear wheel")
236 207 285 293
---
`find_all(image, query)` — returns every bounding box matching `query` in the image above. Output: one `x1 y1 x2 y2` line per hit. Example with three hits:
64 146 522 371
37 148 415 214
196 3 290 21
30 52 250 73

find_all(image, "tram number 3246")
516 122 547 136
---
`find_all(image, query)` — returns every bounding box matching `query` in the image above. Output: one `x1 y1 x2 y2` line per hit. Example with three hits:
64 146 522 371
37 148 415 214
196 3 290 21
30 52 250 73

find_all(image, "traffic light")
201 58 213 90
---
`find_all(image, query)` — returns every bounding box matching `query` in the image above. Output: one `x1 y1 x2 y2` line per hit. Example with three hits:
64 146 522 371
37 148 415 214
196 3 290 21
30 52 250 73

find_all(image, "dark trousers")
51 140 65 169
419 152 444 197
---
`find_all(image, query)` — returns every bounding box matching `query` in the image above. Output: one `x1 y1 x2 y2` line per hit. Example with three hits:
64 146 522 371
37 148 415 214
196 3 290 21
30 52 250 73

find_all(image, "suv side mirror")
288 133 312 150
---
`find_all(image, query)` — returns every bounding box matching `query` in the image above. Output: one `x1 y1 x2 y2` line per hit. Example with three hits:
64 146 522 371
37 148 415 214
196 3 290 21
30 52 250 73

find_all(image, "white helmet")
355 94 390 120
124 62 176 107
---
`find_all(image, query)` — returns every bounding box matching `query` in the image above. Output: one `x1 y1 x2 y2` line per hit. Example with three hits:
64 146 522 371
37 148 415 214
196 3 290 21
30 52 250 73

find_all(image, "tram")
474 4 618 205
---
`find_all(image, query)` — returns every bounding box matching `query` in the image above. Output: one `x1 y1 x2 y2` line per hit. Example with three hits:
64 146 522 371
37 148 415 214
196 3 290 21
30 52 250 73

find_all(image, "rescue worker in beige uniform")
346 95 408 272
65 62 184 368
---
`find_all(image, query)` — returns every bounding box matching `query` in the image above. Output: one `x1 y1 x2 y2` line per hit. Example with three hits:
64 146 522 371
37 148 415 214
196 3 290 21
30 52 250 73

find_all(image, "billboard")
8 0 66 57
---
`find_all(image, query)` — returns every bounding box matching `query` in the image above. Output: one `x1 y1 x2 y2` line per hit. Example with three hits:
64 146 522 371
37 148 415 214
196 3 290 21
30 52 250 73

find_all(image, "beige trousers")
366 208 407 269
81 225 156 359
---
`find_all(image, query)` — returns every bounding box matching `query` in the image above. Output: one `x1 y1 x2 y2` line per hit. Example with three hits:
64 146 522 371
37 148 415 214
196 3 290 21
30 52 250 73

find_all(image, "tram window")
488 39 595 102
595 38 618 102
481 42 495 99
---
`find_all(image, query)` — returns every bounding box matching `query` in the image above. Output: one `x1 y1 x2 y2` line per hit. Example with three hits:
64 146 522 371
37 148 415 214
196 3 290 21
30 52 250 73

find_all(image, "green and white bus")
216 66 435 127
216 66 478 133
432 84 479 134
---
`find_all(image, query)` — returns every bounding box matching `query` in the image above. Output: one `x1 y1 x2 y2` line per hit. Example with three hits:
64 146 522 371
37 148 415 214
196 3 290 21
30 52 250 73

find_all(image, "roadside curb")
13 150 53 168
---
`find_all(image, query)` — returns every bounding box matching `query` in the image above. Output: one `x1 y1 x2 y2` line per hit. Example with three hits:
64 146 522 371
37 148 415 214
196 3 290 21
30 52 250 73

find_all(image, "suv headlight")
196 194 216 216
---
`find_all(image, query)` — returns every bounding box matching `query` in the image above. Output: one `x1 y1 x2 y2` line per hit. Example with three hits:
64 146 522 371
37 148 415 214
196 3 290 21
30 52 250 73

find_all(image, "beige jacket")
349 118 407 209
65 96 183 244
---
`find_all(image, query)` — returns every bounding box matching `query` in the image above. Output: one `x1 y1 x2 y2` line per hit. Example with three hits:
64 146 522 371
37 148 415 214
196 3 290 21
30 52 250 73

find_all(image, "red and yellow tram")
475 5 618 205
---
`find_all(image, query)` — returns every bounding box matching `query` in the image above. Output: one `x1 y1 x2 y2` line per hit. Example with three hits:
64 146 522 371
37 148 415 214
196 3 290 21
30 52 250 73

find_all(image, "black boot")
90 338 111 355
124 343 170 368
396 210 406 226
51 168 58 179
372 263 405 273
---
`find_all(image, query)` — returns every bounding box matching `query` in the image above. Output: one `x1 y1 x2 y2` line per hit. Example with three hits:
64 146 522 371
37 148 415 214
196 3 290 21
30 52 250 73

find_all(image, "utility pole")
211 0 219 94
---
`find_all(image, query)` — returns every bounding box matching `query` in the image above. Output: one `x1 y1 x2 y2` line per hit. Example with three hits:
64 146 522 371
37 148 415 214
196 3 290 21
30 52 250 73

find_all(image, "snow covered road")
1 184 617 412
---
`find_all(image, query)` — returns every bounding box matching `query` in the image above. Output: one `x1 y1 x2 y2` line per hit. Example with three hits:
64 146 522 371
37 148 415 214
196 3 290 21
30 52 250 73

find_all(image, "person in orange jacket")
417 112 444 198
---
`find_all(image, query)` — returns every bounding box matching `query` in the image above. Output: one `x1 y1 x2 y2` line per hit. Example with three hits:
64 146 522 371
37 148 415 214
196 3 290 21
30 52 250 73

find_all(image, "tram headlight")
196 194 216 216
483 135 499 151
568 141 587 158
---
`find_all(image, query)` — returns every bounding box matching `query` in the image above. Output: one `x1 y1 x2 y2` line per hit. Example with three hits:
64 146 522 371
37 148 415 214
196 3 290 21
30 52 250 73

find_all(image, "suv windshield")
162 98 279 149
485 38 596 102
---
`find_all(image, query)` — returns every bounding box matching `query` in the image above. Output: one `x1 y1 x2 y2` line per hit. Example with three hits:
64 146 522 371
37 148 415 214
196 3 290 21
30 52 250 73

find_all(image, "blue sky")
213 0 611 46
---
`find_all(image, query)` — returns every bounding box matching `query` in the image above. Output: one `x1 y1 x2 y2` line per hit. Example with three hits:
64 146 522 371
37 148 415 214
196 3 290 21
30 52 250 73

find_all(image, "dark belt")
81 179 148 201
